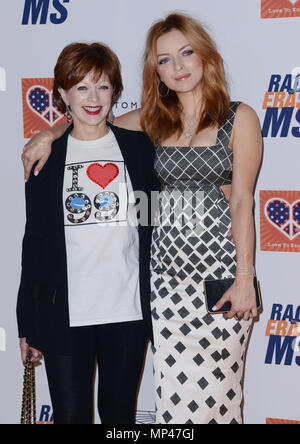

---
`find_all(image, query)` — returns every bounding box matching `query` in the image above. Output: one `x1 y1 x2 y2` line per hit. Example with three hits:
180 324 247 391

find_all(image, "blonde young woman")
22 14 262 424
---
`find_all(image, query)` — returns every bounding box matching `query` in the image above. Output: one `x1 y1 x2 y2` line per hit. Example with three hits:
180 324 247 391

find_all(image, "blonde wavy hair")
140 13 230 144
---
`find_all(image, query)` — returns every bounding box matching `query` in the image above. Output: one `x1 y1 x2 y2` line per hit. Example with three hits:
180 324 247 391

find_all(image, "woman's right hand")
20 338 43 365
22 130 54 182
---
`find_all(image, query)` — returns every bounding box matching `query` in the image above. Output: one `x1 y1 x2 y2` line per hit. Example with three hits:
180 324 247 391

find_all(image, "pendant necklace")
182 116 198 140
183 127 194 139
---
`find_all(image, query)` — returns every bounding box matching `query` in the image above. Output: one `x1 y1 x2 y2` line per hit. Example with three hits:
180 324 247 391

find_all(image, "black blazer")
17 124 160 353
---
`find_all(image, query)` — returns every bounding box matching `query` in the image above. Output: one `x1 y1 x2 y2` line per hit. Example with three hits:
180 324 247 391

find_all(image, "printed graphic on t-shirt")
64 160 128 226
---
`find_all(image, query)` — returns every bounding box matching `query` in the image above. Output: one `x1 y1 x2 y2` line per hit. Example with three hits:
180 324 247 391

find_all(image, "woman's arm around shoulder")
23 124 69 182
114 109 142 131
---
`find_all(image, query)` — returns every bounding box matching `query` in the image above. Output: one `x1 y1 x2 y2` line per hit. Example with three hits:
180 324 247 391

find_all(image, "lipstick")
83 106 103 115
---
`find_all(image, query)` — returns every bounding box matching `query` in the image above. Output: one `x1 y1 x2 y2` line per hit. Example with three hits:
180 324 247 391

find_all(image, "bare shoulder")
234 103 260 129
114 109 142 131
232 102 262 152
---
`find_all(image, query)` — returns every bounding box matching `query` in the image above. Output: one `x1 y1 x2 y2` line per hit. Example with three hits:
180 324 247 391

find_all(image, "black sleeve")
16 168 47 339
141 132 161 193
138 133 161 230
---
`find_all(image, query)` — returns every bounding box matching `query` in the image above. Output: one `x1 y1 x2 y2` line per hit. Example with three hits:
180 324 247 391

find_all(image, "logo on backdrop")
262 73 300 138
37 405 156 424
114 101 139 113
260 191 300 252
37 405 54 424
265 304 300 367
22 0 70 25
266 418 300 424
261 0 300 18
22 78 67 138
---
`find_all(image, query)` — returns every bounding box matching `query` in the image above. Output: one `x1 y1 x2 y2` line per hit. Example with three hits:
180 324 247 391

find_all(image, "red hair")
53 42 123 113
140 13 230 144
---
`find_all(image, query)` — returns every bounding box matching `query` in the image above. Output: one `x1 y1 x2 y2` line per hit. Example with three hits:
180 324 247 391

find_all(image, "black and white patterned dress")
150 102 252 424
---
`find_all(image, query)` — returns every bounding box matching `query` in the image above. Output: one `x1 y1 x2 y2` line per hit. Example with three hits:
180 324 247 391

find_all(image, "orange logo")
260 190 300 252
267 418 300 424
261 0 300 18
22 78 67 139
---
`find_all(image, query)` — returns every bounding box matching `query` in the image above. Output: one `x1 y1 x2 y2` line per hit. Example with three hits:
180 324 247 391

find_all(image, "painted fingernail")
212 306 218 312
34 171 39 177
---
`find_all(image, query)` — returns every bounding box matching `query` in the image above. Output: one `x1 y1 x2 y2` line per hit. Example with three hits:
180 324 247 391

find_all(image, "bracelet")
236 266 255 270
236 266 255 277
236 273 254 278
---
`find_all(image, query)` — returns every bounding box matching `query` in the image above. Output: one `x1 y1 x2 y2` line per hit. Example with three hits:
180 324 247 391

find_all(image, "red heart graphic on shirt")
87 163 119 189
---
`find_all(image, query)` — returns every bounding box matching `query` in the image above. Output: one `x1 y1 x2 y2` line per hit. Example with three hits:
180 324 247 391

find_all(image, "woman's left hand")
212 277 258 321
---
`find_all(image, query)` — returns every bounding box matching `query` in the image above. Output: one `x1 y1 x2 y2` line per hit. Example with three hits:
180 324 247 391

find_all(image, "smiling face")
156 29 204 95
59 70 113 137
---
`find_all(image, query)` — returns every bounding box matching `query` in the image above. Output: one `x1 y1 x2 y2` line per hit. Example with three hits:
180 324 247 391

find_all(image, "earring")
108 108 115 124
158 81 169 98
65 105 73 123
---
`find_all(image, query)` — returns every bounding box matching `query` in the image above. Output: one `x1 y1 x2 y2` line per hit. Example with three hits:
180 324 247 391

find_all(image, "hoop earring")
65 105 73 123
158 81 169 98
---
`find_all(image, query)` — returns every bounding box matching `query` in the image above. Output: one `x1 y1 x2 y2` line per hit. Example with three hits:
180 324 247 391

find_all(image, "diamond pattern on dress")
151 102 252 424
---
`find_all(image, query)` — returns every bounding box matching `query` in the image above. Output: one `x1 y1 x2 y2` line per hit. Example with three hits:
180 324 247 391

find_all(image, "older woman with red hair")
17 42 159 424
21 13 262 424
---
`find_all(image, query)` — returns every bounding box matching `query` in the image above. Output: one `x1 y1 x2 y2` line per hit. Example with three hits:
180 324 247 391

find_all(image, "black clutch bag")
203 276 262 314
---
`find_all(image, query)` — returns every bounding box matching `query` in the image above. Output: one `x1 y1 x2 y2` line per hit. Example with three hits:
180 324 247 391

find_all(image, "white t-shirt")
63 130 142 327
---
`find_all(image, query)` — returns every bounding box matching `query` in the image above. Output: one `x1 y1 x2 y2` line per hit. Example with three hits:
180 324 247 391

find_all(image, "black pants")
44 320 147 425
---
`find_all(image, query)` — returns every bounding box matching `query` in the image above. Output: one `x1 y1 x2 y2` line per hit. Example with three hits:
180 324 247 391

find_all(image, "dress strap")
216 101 242 147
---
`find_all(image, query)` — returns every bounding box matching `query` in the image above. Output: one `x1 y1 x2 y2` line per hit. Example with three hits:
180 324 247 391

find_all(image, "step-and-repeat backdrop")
0 0 299 425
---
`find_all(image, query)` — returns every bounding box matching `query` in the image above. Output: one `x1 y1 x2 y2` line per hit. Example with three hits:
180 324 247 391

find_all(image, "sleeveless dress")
150 102 252 424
